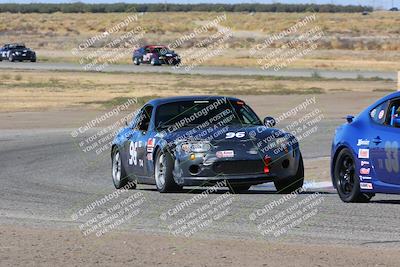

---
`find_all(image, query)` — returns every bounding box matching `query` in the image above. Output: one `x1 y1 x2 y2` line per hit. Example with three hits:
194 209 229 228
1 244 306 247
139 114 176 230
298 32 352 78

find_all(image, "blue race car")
111 96 304 193
332 91 400 202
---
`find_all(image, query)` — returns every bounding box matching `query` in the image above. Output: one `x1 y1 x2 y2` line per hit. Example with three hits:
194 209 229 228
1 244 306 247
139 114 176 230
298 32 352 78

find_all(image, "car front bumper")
173 146 301 186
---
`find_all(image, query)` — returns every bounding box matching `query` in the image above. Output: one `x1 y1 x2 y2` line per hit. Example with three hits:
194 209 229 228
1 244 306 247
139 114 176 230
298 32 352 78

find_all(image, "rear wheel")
8 55 14 62
112 147 136 190
275 153 304 193
155 150 181 193
334 148 373 203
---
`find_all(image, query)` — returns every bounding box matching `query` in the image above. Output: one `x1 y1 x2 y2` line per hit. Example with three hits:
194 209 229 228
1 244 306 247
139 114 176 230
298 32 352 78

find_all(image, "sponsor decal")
357 139 370 146
361 160 370 166
378 110 385 120
360 168 370 175
358 148 369 159
147 153 152 161
360 182 373 190
216 150 235 158
360 175 372 181
147 138 155 152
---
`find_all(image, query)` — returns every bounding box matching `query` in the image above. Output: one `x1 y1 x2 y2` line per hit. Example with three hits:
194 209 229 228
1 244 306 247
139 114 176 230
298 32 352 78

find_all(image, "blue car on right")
332 91 400 202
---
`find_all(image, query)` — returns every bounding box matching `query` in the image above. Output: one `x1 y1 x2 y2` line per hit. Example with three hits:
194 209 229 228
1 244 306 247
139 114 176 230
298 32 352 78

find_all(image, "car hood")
159 125 290 145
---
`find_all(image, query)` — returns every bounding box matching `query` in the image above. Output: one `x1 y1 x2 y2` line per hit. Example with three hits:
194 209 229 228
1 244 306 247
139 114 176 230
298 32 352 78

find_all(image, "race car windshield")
155 100 263 129
12 45 26 49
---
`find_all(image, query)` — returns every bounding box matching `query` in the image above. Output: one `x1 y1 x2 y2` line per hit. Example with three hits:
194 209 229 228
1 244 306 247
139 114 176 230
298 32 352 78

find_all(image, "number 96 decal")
226 132 245 139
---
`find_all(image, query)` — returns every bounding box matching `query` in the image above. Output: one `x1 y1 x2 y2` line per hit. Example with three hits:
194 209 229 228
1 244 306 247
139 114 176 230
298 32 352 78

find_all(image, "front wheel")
112 147 136 190
133 57 140 65
333 148 373 203
150 57 159 66
154 150 181 193
274 153 304 193
8 55 14 62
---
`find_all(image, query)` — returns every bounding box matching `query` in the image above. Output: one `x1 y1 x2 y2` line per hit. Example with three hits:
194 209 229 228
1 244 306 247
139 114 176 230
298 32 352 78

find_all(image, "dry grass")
1 12 399 71
0 69 395 112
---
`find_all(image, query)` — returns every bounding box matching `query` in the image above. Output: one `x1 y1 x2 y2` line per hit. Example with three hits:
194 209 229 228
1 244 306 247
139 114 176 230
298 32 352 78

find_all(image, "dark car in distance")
111 96 304 193
0 43 36 62
132 45 180 66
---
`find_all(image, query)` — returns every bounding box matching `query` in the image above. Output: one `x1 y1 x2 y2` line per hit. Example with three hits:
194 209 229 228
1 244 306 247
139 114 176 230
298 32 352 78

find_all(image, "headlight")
15 52 20 55
180 142 211 153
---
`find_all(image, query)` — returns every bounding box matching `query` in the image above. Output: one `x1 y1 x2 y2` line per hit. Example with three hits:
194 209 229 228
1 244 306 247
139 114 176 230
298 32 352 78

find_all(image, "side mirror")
264 116 276 127
393 117 400 128
346 115 354 123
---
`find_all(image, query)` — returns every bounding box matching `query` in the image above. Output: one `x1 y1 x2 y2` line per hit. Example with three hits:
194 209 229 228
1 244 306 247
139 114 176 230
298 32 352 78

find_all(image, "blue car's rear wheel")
334 148 373 203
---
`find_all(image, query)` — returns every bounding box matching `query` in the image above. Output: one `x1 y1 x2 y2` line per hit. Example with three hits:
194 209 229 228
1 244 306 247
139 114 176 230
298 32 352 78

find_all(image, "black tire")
31 58 36 62
154 150 181 193
133 57 140 65
111 147 136 190
8 55 14 62
274 153 304 194
333 148 373 203
228 184 251 194
0 57 3 62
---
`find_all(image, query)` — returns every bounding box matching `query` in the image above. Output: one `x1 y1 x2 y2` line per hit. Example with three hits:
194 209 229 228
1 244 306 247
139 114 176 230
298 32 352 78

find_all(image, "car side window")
385 99 400 128
130 110 143 129
370 100 389 125
137 105 153 132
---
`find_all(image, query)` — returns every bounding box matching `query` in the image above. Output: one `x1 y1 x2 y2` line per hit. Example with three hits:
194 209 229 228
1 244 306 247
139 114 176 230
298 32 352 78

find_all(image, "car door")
143 47 152 62
368 98 400 185
123 109 144 178
132 105 154 177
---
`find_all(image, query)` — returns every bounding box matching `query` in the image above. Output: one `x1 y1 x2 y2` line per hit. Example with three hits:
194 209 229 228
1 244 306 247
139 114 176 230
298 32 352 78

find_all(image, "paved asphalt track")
0 61 397 79
1 122 400 248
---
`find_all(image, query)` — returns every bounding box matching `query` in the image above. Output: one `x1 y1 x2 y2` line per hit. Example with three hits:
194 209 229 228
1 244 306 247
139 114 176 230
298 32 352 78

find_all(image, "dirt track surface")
1 93 400 266
2 225 400 267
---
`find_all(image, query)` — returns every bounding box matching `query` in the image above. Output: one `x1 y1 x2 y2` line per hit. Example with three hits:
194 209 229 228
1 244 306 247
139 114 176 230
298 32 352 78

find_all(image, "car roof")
147 95 242 107
378 91 400 103
145 45 167 49
6 43 25 46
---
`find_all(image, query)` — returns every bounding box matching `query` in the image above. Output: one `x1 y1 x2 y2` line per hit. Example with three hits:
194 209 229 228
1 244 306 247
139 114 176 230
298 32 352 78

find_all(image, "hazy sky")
0 0 397 9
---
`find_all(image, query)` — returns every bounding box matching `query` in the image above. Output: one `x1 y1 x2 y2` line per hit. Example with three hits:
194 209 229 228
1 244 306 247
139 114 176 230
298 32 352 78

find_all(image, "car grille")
212 160 265 175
